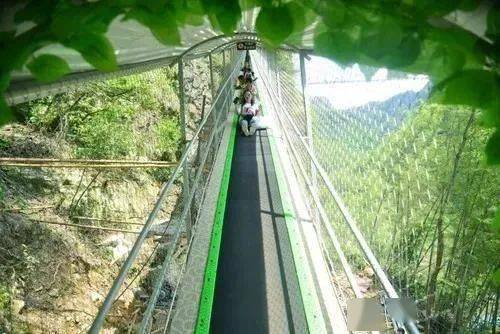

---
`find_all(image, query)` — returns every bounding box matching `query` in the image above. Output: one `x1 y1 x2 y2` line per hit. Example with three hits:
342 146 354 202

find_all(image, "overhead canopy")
5 6 316 84
2 3 489 85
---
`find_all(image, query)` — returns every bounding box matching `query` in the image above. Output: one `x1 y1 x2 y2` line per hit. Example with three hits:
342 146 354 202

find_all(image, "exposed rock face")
12 299 25 315
183 57 213 138
0 126 181 333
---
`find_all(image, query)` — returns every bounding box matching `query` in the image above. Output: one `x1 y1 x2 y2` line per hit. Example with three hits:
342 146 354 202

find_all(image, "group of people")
233 52 260 136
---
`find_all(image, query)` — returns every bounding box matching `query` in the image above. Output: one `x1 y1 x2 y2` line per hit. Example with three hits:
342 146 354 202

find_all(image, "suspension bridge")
4 20 439 334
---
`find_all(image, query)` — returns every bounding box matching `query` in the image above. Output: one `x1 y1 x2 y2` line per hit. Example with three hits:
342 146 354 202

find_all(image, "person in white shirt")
239 91 259 136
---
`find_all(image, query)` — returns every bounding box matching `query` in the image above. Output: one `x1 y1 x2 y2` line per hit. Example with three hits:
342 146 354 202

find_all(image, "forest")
267 47 499 332
313 93 499 333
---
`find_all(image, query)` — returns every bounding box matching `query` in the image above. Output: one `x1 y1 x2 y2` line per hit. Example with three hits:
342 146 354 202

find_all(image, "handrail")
254 54 420 334
6 56 177 106
89 52 244 334
268 90 364 299
139 73 235 333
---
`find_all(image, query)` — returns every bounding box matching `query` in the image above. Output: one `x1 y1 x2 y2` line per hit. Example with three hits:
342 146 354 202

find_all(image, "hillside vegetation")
314 98 499 333
0 67 183 333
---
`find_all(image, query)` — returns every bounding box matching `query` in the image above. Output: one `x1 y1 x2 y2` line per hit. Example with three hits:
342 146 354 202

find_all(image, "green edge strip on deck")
267 134 326 333
195 113 237 334
267 125 327 333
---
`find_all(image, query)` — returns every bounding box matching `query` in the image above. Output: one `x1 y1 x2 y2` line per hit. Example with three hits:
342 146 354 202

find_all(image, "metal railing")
89 50 244 333
252 49 420 333
140 51 244 334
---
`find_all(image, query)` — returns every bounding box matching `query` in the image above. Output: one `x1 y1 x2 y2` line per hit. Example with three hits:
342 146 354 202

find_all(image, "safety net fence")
253 48 499 333
142 48 243 334
2 47 242 333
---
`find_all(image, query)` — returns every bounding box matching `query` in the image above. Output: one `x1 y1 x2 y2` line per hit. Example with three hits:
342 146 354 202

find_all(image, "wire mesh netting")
253 48 499 333
143 48 243 333
2 48 242 333
3 42 498 333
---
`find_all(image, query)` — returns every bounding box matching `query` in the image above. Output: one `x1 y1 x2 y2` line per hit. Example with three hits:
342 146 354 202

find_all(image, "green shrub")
26 96 62 131
156 118 181 162
0 137 10 150
148 167 174 183
74 106 135 159
0 283 9 312
0 283 9 333
0 183 4 205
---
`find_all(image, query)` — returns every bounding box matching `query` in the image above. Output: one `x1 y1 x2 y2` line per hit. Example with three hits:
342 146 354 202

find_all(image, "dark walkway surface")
211 130 307 333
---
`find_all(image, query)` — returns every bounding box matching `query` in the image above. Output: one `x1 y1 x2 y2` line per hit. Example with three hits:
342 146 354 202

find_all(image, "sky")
303 56 430 110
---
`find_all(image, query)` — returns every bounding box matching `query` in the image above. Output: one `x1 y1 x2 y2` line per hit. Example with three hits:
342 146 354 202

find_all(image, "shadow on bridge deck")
211 129 307 333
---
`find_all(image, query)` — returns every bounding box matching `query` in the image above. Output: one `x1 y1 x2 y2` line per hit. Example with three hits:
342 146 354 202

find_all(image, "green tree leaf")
114 0 137 6
425 26 484 69
0 72 10 92
492 268 500 288
125 8 181 45
486 5 500 42
187 0 204 15
286 2 315 33
458 0 481 11
51 2 120 40
283 2 315 45
315 0 346 28
185 14 205 26
414 0 460 16
64 33 118 72
380 34 421 68
256 5 294 47
485 130 500 165
403 41 466 81
179 0 205 26
0 31 15 46
432 70 500 118
0 96 13 126
492 209 500 233
214 0 241 35
360 17 403 61
150 18 181 45
429 46 466 78
314 29 359 65
477 99 500 128
0 30 48 73
26 54 70 83
14 0 58 24
135 0 168 12
239 0 262 10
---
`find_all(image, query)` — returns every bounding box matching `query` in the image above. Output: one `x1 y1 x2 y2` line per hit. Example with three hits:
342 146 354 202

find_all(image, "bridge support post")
222 49 226 71
209 52 215 99
299 52 318 222
208 51 217 165
178 58 193 240
267 52 272 82
276 70 283 115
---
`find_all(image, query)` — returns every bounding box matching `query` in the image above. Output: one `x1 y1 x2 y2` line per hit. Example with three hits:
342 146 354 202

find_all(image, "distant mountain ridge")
311 83 431 149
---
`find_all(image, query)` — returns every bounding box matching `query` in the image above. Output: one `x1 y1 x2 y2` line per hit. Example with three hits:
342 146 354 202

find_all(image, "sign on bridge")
236 41 256 50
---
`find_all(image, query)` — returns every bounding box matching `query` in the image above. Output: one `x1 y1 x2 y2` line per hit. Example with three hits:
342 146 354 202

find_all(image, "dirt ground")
0 125 183 333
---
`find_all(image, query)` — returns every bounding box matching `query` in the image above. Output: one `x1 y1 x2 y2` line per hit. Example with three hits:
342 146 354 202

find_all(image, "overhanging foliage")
0 0 498 164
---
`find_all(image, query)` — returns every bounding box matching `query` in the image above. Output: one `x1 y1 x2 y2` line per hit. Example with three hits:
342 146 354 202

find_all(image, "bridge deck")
211 129 307 333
